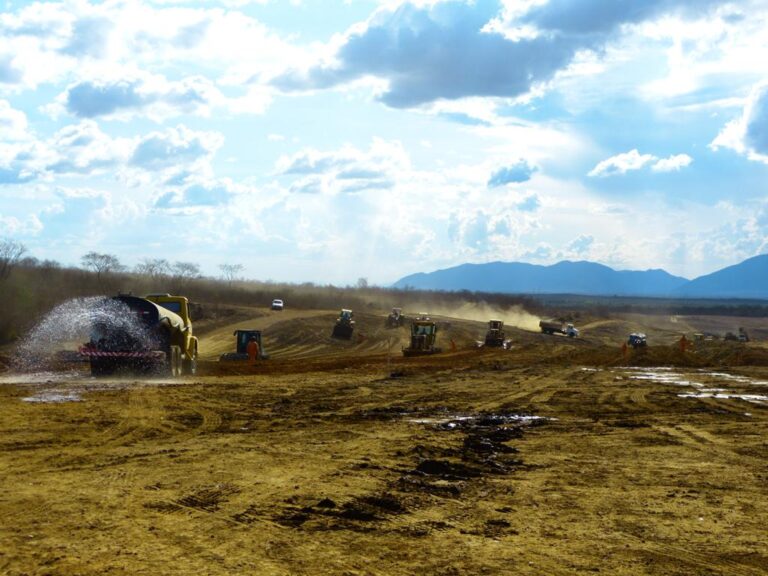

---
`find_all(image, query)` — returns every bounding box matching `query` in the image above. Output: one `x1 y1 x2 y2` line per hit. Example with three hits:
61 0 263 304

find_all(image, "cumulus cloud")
651 153 693 172
130 125 223 171
589 149 693 177
0 100 28 140
272 0 727 107
711 81 768 163
155 181 233 209
517 194 541 212
0 120 221 185
55 73 223 120
488 160 537 187
567 234 594 255
277 139 407 194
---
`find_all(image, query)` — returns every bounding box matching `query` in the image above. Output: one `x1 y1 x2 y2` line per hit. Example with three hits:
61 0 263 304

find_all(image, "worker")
621 341 628 359
246 336 260 364
679 334 688 353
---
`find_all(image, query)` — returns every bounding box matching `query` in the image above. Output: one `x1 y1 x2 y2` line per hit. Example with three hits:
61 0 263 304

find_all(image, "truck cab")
145 294 198 373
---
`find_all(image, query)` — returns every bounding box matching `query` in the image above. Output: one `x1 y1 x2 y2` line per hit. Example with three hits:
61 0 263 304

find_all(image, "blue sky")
1 0 767 284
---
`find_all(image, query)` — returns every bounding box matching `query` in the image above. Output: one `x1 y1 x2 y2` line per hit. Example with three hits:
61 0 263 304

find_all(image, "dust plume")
425 302 541 332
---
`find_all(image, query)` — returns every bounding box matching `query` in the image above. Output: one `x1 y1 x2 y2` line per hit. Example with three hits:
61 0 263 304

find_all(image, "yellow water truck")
79 294 198 377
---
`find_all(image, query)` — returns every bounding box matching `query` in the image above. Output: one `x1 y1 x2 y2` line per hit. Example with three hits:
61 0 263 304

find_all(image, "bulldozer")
484 319 506 347
403 316 442 356
331 309 355 339
386 307 404 328
219 329 269 361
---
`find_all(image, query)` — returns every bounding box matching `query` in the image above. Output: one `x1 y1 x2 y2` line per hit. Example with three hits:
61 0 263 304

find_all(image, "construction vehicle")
219 329 269 361
331 309 355 339
539 319 579 337
403 315 442 356
79 294 198 377
724 327 749 342
386 307 404 328
484 319 506 347
627 333 647 348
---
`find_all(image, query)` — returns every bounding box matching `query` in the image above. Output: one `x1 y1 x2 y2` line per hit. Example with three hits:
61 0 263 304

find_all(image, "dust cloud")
426 302 541 332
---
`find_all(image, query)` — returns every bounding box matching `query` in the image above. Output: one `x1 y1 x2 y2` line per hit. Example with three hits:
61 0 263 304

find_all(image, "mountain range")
392 255 768 299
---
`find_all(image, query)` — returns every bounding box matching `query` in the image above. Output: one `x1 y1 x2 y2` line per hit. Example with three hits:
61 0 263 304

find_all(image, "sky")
1 0 767 285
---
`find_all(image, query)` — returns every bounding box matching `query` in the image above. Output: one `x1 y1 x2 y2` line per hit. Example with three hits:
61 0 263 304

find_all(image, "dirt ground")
1 307 767 575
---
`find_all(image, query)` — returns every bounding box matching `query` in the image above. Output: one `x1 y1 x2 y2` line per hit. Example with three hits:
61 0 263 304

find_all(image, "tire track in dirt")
653 424 765 470
616 530 766 576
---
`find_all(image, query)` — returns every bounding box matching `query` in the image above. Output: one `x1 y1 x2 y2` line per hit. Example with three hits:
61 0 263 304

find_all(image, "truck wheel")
90 359 113 377
165 346 182 377
182 353 197 376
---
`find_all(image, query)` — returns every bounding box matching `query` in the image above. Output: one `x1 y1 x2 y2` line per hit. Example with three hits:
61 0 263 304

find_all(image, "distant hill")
393 260 689 297
392 255 768 299
675 254 768 299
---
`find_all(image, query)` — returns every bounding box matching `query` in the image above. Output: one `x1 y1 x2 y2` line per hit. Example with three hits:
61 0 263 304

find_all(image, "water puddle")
22 390 82 403
408 413 549 428
621 367 768 407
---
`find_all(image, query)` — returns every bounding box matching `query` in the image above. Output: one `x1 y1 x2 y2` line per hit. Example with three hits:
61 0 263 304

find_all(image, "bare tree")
135 258 170 280
356 277 369 289
81 252 126 280
171 261 201 289
0 239 27 281
219 263 244 287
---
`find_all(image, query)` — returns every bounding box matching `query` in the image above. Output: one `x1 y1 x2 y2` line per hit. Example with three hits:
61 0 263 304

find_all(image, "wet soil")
1 310 767 575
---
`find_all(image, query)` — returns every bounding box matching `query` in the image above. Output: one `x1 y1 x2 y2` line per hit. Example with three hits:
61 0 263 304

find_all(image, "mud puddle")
22 390 83 403
1 371 188 403
621 367 768 407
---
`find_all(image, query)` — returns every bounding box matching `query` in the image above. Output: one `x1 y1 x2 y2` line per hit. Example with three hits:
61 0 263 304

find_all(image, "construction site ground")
1 307 767 575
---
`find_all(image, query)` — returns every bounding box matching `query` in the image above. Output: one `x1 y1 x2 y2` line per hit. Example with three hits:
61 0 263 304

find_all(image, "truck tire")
164 346 182 377
90 359 113 377
182 351 197 375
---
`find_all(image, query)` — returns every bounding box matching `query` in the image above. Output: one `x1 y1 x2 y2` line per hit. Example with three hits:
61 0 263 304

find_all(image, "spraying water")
14 296 152 372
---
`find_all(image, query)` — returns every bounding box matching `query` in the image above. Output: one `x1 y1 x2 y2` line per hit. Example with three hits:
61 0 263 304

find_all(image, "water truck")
79 294 198 377
539 320 579 337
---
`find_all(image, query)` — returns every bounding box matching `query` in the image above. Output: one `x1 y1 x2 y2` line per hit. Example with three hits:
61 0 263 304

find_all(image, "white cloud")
588 149 656 177
589 149 693 177
711 80 768 163
277 138 408 195
651 153 692 172
0 99 28 140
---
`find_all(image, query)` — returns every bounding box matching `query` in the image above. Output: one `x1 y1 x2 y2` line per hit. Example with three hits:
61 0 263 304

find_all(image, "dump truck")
539 320 579 337
484 319 506 347
627 333 647 348
403 316 442 356
386 307 404 328
219 329 269 361
331 309 355 339
79 293 198 377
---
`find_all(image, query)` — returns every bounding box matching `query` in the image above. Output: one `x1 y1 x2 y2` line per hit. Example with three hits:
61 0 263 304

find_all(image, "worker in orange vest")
679 334 688 353
246 336 260 365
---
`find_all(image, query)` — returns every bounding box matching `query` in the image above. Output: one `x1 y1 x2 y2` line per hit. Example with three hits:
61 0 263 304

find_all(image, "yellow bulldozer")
403 315 442 356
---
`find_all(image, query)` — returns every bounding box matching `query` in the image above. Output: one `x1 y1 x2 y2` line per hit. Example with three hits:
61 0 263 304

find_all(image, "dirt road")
1 309 767 575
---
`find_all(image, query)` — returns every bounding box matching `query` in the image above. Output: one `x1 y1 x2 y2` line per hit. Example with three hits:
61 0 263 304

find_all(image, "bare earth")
1 308 767 575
